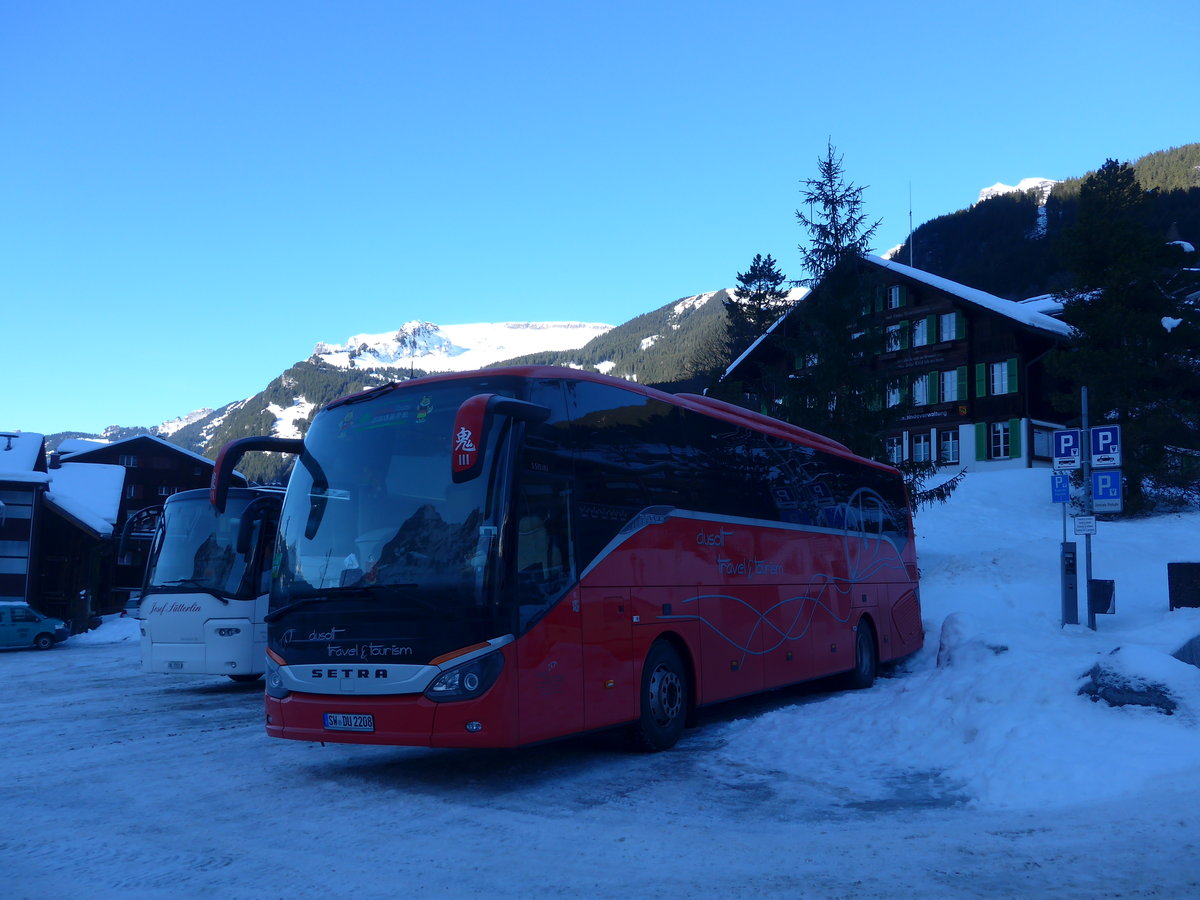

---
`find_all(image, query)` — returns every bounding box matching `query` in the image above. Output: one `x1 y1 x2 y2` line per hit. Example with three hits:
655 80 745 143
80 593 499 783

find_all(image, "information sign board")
1073 515 1097 535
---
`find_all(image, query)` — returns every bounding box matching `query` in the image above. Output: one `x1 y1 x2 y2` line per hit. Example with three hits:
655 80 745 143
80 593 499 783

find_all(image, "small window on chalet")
912 318 928 347
912 432 932 463
887 285 908 309
939 312 964 342
119 454 138 467
939 429 960 464
885 435 903 464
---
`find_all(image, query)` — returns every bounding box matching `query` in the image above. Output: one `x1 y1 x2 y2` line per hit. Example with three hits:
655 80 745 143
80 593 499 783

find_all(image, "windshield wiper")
264 594 335 623
265 583 431 623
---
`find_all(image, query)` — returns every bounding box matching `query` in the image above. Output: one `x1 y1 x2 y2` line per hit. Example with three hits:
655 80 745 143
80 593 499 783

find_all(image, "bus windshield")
146 491 261 600
272 380 517 628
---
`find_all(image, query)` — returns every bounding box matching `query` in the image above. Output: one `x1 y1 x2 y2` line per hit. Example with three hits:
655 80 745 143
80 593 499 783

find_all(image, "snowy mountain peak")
156 408 214 436
312 320 614 372
977 177 1058 205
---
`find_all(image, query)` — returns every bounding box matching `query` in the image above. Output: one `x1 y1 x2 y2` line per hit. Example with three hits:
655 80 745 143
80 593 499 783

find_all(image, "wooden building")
724 256 1072 471
59 434 244 611
0 431 122 629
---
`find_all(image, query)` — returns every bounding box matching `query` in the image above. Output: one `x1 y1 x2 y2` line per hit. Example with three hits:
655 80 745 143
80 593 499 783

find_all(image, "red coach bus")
212 367 922 751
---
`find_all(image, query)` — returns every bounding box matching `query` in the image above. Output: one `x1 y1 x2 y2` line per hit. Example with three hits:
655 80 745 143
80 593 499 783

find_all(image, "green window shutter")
898 285 908 308
928 371 939 403
956 366 967 402
955 311 965 340
975 422 988 460
874 288 884 313
899 321 910 350
926 315 937 343
1007 357 1018 394
1008 418 1022 459
975 363 987 398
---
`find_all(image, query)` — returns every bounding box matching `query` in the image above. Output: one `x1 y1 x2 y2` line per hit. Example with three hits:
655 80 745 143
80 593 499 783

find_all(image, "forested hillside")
894 143 1200 300
494 289 735 390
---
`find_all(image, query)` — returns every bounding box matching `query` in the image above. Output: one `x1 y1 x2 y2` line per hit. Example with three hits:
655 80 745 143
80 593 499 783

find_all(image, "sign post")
1053 390 1122 629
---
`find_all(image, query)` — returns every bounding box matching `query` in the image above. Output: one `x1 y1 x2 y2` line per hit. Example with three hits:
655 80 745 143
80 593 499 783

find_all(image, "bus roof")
325 365 899 474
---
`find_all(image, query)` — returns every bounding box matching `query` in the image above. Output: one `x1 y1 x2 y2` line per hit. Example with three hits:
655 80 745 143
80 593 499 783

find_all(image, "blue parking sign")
1092 470 1123 513
1053 429 1081 469
1090 425 1122 468
1051 473 1070 503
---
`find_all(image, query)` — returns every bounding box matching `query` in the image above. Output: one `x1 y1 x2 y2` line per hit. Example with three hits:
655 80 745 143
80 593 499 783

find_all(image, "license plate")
168 661 184 670
323 712 375 732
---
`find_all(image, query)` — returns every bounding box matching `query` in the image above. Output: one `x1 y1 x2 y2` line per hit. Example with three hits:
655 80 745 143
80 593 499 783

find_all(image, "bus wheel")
631 641 688 752
847 619 878 690
33 633 54 651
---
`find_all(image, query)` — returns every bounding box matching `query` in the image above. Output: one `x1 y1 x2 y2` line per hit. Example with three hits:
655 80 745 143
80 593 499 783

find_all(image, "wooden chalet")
59 434 245 611
0 431 122 630
723 256 1072 471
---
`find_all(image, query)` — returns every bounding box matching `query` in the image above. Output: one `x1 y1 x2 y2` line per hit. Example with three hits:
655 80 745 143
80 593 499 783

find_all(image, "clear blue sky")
3 0 1195 435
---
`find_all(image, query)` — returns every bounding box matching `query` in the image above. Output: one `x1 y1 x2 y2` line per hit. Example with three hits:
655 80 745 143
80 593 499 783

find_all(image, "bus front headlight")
265 653 290 700
425 652 504 702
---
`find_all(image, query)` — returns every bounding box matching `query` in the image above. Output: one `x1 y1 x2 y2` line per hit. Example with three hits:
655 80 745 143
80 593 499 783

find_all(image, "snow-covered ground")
5 469 1200 898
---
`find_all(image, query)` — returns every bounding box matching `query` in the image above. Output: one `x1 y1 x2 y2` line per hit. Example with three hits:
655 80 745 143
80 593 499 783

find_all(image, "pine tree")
724 253 791 360
1050 159 1200 512
777 143 892 458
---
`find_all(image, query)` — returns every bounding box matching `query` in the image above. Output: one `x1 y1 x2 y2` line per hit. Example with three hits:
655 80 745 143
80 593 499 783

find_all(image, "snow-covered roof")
1017 293 1065 317
57 438 108 454
60 432 215 467
0 430 47 476
721 289 810 381
866 256 1072 336
46 463 125 536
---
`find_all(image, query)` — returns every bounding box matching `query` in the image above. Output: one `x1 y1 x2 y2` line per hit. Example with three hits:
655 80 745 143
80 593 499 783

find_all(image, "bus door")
579 586 634 730
512 384 585 744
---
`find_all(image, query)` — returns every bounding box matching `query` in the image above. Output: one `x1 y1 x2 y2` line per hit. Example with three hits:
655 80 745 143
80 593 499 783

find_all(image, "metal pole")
1082 386 1096 630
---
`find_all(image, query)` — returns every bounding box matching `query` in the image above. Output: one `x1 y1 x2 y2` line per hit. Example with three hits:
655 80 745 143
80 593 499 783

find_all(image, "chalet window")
886 323 908 352
119 454 138 467
913 374 931 406
940 368 966 403
939 429 960 464
976 358 1018 397
885 436 903 464
939 312 966 343
912 432 932 463
975 420 1022 461
911 318 927 347
125 484 144 500
887 285 908 309
157 486 176 497
989 421 1010 458
886 382 901 408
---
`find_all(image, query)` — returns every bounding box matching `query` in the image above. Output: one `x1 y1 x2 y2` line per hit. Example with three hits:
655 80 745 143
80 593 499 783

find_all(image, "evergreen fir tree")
724 253 792 360
777 142 893 458
1050 159 1200 512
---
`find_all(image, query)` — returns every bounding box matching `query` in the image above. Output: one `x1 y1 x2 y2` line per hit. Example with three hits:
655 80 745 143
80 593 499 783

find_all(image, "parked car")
0 601 70 650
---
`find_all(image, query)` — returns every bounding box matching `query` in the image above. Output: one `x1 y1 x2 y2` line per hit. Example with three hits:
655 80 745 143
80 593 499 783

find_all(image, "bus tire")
33 633 54 651
630 641 688 752
846 618 878 690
